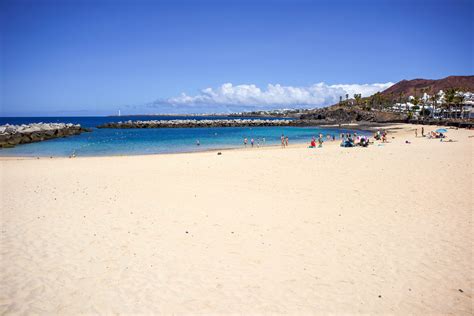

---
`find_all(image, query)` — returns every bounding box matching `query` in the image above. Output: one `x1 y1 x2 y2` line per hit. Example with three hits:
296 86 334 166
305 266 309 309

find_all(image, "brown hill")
381 75 474 97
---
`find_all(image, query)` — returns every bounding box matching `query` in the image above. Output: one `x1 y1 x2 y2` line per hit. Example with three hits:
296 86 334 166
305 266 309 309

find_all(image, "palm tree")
354 93 362 106
429 93 438 119
453 93 465 119
419 88 426 120
398 92 404 104
444 88 456 119
412 95 420 119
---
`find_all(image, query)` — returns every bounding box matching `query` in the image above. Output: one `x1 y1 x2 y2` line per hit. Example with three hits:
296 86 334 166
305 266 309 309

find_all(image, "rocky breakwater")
0 123 90 148
97 118 294 129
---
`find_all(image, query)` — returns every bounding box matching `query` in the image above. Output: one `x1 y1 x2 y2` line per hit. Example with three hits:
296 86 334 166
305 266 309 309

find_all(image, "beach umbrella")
436 128 448 133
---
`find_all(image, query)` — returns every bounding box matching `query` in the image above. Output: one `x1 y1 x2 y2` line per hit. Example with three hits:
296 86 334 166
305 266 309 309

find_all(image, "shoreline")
0 123 458 159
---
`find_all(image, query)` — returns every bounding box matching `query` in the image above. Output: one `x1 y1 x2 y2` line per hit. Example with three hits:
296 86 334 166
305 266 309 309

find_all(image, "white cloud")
147 81 394 113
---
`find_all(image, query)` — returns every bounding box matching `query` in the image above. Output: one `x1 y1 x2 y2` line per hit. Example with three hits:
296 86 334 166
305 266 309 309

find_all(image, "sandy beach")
0 123 472 314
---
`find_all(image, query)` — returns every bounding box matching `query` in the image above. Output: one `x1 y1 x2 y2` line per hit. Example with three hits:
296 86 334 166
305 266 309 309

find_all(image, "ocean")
0 116 369 157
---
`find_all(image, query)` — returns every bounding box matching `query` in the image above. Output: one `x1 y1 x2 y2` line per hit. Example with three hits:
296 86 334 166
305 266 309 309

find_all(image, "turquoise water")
0 116 368 157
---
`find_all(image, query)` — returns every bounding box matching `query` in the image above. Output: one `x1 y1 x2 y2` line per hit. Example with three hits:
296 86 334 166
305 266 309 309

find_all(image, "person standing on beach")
285 136 289 147
281 134 285 147
318 135 323 147
415 129 418 137
244 138 248 147
196 139 200 146
421 126 424 137
251 138 254 147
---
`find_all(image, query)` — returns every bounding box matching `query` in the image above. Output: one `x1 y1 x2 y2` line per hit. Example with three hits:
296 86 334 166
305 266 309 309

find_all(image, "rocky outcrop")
300 106 407 123
97 119 294 129
0 123 90 148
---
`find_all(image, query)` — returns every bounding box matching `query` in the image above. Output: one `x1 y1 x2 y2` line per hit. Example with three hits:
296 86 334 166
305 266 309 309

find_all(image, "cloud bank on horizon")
146 81 394 113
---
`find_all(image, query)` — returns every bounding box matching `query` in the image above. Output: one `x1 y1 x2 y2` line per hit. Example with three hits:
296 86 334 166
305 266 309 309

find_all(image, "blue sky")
1 0 472 116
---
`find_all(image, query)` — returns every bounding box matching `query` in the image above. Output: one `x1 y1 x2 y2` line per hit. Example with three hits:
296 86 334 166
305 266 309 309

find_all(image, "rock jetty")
0 123 89 148
97 119 294 129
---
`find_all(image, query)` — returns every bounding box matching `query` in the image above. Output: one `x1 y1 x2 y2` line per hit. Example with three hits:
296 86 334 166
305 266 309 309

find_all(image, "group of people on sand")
340 133 370 147
373 130 387 143
414 126 425 138
309 133 334 148
414 126 448 140
280 134 289 147
243 137 266 148
428 131 446 139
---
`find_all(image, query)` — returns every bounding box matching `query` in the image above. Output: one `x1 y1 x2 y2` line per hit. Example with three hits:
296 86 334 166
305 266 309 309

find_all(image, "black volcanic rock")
300 106 406 123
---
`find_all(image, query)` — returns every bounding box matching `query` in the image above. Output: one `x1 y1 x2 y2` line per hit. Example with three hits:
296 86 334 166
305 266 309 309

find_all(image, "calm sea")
0 116 368 157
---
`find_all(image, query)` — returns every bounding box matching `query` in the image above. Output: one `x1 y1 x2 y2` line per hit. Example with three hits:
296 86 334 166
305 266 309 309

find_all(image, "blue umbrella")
436 128 448 133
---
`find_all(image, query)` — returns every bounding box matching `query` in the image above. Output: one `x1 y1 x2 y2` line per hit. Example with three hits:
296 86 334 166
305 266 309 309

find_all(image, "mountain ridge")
380 75 474 97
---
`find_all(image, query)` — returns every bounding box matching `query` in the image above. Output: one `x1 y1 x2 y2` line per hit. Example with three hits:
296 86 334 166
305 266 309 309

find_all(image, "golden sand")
0 124 472 314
